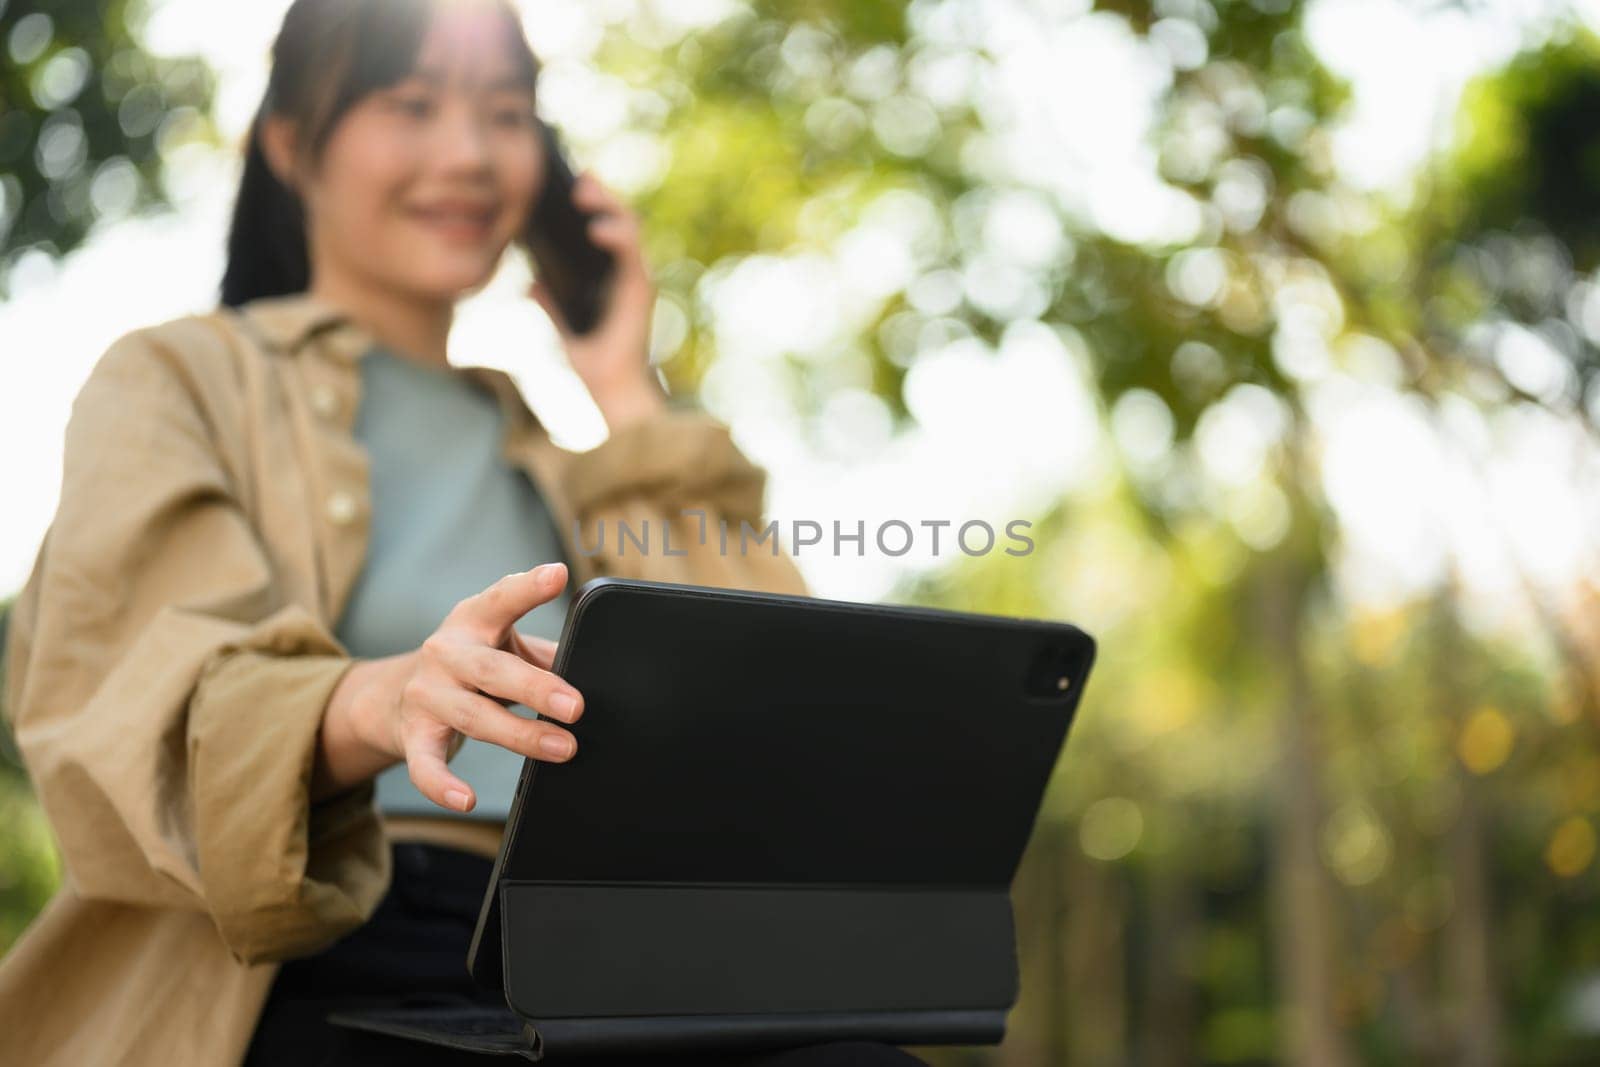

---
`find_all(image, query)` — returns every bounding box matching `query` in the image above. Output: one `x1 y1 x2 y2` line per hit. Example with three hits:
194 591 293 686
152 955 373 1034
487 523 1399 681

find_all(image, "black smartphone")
522 120 616 335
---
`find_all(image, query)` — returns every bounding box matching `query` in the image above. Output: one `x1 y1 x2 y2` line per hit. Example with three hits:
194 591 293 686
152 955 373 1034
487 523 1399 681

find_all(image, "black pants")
243 844 927 1066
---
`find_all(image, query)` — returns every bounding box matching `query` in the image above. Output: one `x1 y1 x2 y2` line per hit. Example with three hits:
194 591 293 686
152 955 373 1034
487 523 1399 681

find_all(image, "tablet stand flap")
500 880 1019 1021
326 999 541 1060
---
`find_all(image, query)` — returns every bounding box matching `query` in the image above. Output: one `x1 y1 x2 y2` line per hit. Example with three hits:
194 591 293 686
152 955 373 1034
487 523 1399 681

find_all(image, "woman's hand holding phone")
312 562 584 812
528 172 667 432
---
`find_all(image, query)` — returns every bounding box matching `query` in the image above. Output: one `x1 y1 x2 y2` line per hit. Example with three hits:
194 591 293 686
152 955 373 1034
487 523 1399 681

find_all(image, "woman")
0 1 926 1064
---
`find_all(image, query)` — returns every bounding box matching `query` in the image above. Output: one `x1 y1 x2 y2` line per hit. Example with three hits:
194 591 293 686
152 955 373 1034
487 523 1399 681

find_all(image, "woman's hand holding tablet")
312 562 584 813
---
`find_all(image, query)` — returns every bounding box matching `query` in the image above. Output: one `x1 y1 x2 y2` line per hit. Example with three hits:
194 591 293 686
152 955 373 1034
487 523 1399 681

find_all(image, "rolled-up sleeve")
5 330 388 964
556 409 809 596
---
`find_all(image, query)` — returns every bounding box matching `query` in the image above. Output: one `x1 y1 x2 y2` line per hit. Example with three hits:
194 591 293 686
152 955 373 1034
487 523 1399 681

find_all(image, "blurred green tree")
0 590 58 954
593 1 1600 1063
0 0 214 292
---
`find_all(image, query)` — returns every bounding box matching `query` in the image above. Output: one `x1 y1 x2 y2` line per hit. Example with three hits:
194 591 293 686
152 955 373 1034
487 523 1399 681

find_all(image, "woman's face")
278 4 543 301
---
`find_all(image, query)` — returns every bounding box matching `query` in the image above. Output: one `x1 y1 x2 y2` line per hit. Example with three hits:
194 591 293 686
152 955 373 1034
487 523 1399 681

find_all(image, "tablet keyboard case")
334 579 1095 1061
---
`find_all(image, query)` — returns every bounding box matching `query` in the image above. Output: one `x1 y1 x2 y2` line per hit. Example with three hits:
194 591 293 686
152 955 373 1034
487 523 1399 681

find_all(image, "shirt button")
326 490 358 526
309 383 340 419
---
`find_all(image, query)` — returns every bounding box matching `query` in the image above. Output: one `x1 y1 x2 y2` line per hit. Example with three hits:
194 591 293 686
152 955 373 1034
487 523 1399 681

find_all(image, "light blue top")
335 346 571 820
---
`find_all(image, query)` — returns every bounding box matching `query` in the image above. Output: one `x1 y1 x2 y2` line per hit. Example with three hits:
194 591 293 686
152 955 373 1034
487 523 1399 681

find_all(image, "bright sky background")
2 0 1598 637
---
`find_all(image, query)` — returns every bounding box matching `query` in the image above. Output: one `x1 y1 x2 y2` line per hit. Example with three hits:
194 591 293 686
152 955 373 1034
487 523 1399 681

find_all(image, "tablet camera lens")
1026 644 1075 700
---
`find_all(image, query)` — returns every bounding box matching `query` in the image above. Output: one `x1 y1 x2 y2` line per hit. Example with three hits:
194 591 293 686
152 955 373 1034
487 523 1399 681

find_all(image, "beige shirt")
0 292 808 1066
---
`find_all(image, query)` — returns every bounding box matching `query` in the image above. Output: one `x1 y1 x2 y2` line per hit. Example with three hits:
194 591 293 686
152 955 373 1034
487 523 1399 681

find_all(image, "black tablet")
444 576 1094 1058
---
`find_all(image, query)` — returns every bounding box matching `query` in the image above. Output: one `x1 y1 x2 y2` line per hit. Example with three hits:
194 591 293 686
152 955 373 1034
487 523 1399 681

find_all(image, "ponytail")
220 115 309 308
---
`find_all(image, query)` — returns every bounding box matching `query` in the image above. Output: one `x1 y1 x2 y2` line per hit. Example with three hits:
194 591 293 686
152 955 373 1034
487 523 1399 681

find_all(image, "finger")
453 562 568 640
430 685 578 763
599 253 655 322
586 214 640 253
586 219 651 301
587 225 649 296
508 630 558 670
403 725 476 812
433 639 583 724
573 172 622 211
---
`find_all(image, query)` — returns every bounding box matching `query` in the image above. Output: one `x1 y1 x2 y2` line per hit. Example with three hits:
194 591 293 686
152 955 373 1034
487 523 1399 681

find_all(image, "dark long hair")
220 0 540 308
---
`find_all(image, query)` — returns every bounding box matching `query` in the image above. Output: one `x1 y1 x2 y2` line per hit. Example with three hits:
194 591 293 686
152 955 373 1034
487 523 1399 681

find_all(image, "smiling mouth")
405 205 499 241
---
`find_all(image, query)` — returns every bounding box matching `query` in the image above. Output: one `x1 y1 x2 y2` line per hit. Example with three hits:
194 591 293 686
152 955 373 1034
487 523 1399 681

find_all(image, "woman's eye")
493 108 535 128
390 95 435 118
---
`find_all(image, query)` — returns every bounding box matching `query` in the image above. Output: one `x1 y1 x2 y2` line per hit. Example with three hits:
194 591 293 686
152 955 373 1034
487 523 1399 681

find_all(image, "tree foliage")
0 0 214 292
